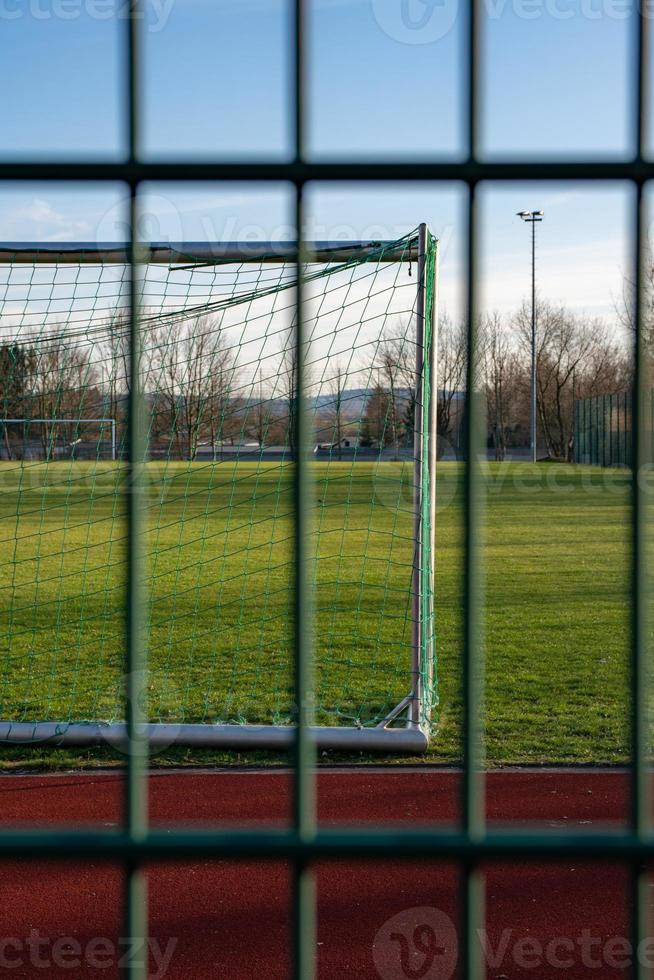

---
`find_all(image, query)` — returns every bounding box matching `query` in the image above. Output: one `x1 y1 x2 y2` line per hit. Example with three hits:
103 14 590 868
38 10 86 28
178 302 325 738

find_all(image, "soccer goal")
0 225 438 753
1 418 117 461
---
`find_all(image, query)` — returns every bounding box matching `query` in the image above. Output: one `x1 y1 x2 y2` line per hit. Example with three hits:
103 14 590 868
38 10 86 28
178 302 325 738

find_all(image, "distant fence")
574 391 634 468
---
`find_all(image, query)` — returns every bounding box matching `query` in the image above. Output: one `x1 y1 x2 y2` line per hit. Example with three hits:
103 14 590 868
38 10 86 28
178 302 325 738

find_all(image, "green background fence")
574 391 634 467
574 390 654 469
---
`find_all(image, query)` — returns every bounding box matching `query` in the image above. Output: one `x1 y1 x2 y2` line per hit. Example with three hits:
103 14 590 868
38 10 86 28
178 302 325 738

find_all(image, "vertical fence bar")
292 189 316 980
462 0 485 971
625 392 629 469
616 394 620 468
124 197 148 980
610 395 614 468
590 398 594 465
589 396 593 465
625 391 629 469
292 2 316 979
595 395 603 466
589 397 593 465
124 3 148 978
631 0 649 835
596 395 600 467
631 187 650 980
462 184 485 980
463 193 484 833
632 0 650 968
580 400 584 464
593 395 601 466
462 198 485 980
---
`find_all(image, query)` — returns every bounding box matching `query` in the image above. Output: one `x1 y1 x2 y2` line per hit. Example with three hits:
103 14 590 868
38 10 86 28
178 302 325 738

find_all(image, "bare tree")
103 309 129 420
244 371 273 450
24 328 99 458
373 322 424 453
480 313 522 461
437 314 467 450
0 343 37 459
202 326 240 459
616 236 654 379
146 313 238 460
277 327 298 456
372 316 468 455
322 362 348 460
361 382 390 448
514 301 627 461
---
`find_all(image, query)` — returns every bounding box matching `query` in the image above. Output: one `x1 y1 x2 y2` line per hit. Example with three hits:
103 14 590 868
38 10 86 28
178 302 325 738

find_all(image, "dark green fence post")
610 394 614 467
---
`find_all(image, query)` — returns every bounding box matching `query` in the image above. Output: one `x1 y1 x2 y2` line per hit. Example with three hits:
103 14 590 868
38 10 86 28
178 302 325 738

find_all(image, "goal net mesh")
0 230 437 740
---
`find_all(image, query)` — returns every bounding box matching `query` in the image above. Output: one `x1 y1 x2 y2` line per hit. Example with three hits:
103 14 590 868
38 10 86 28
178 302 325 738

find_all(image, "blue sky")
0 0 642 330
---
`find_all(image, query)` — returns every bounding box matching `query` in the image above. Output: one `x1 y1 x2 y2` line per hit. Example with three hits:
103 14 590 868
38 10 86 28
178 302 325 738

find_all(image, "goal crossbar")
0 240 420 266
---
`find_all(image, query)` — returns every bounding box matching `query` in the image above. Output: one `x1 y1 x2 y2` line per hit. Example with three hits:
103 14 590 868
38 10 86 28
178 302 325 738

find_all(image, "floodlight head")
517 209 544 222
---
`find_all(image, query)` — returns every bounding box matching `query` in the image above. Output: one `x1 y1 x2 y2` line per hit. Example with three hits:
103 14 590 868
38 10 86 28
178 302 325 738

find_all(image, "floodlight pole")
517 210 544 463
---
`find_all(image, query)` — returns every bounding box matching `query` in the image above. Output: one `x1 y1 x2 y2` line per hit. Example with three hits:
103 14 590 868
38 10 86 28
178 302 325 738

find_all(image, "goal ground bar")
0 722 429 753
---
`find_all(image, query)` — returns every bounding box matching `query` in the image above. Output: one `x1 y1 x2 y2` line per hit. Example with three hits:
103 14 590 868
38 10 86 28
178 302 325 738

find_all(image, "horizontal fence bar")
0 240 418 265
0 829 652 861
0 160 653 183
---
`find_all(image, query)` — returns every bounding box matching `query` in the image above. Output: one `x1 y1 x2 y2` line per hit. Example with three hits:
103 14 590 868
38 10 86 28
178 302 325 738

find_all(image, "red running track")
0 768 642 978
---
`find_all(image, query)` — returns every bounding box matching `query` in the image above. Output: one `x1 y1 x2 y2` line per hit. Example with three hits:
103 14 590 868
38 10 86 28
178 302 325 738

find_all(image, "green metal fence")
3 2 653 979
574 391 634 468
574 390 654 469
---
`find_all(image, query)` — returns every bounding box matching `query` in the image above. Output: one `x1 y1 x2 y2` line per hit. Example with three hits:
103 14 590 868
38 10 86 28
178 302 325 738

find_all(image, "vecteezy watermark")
373 906 654 978
0 931 177 976
373 906 458 980
479 928 654 972
0 0 175 32
371 0 654 45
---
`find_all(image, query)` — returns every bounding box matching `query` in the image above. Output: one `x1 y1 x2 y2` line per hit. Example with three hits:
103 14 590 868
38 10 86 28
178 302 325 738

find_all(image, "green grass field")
0 460 634 766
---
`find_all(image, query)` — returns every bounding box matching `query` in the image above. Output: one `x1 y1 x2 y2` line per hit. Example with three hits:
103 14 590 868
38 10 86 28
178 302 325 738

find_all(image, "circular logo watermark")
95 667 184 756
371 437 460 516
94 192 184 251
371 0 459 45
373 906 458 980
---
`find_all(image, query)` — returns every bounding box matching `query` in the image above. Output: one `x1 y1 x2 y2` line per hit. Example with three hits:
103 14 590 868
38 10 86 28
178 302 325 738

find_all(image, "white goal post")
0 227 438 753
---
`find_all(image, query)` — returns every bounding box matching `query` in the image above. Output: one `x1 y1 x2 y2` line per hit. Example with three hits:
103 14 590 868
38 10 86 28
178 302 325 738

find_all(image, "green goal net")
0 227 437 752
